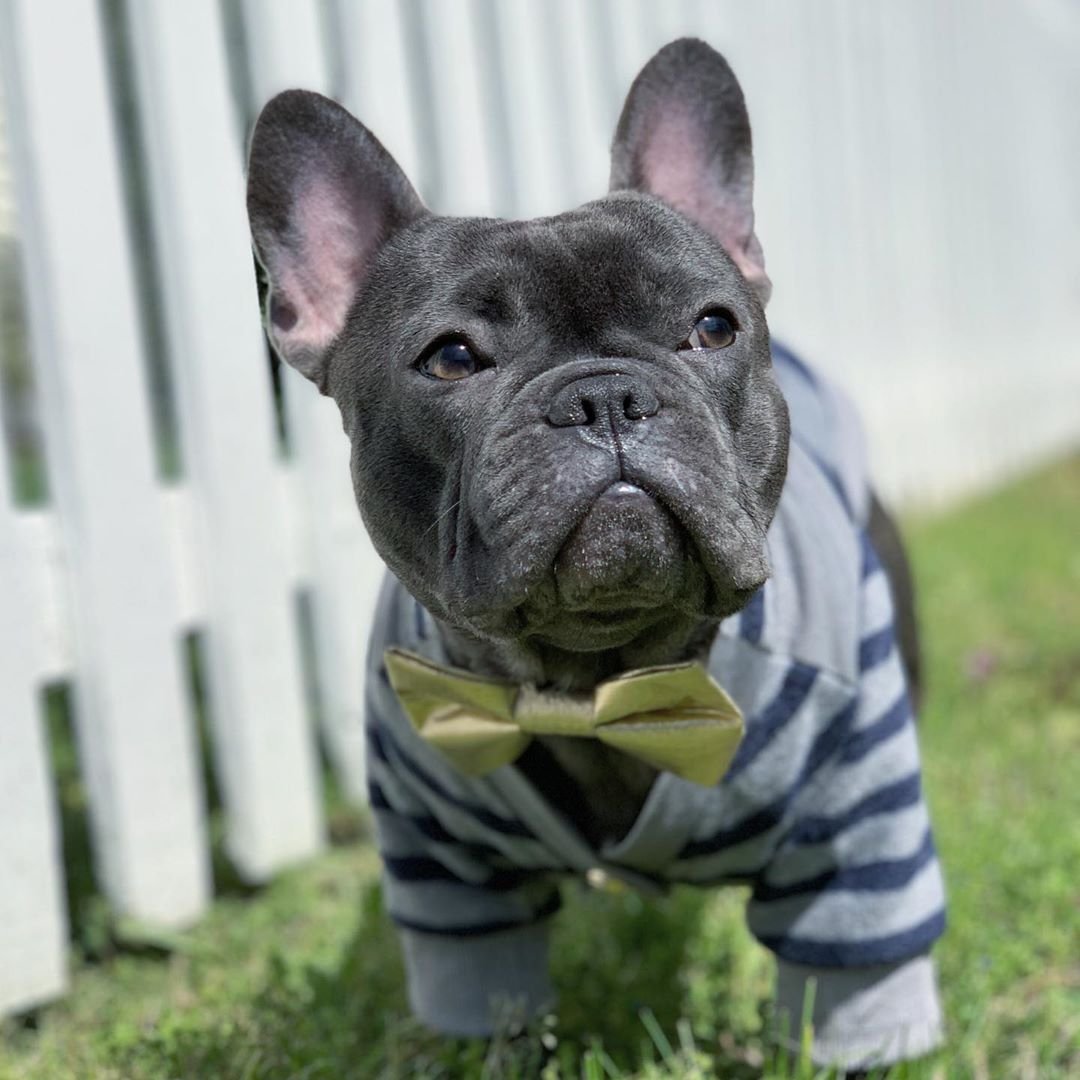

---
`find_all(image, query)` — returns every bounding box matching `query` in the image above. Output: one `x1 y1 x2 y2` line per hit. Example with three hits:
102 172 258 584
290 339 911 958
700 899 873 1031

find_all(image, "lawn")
2 455 1079 1079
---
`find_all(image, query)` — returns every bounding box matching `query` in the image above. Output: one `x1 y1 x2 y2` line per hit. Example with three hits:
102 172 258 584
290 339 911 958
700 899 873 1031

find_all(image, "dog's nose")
546 373 660 428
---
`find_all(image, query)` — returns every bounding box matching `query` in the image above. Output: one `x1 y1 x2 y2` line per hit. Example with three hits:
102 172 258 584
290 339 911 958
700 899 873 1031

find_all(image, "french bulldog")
246 37 943 1072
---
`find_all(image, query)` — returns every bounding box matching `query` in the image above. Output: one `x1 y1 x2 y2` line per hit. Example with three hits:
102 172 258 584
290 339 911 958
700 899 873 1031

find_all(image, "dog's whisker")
421 499 462 539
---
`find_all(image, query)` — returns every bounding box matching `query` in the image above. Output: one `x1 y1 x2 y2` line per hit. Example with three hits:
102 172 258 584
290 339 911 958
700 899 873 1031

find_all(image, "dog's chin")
517 482 705 654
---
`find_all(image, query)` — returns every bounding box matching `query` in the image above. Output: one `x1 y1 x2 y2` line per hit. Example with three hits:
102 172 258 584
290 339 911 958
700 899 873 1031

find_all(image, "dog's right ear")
246 91 425 393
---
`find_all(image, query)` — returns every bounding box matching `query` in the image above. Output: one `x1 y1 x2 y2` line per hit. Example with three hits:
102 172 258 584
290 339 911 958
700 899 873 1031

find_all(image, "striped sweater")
364 343 947 1067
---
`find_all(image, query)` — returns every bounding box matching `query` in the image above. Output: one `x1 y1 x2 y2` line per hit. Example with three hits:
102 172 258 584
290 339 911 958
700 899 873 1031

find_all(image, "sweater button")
586 867 626 893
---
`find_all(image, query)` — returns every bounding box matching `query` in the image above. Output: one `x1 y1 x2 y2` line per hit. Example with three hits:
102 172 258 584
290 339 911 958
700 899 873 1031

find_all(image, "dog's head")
246 39 789 683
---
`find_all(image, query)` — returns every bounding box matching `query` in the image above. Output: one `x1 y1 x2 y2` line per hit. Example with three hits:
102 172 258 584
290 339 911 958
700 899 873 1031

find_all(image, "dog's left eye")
419 339 481 381
678 309 738 351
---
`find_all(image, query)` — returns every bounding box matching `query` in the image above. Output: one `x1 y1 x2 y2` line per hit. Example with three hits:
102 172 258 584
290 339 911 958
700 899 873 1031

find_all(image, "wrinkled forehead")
383 195 741 331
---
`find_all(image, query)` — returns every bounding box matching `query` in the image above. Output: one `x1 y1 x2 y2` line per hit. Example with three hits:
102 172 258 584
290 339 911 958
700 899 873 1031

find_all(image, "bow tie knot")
383 648 744 787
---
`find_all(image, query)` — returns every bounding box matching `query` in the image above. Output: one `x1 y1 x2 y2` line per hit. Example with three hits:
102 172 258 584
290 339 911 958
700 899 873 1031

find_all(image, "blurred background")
1 1 1078 1075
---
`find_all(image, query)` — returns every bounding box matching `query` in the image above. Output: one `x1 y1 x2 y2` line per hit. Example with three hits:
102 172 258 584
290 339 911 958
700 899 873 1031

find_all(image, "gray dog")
246 38 945 1071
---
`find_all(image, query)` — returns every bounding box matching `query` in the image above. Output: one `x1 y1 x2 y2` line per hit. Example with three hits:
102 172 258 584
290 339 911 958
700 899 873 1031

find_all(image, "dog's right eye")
418 339 481 381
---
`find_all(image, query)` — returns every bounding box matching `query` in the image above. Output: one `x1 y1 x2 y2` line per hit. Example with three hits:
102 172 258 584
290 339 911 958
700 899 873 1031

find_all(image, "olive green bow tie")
383 648 744 787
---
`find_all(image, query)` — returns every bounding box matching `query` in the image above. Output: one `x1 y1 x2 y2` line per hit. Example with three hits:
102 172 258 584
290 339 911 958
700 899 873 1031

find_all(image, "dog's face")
247 40 789 681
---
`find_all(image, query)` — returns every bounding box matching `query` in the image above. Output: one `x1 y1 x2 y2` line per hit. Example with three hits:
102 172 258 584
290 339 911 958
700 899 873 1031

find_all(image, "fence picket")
0 0 210 925
332 0 427 202
547 0 614 208
241 0 376 802
0 383 67 1014
122 0 324 878
485 0 575 218
400 0 500 216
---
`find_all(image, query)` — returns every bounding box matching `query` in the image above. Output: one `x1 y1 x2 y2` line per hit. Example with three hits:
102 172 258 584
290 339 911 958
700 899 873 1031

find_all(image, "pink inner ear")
272 174 376 354
640 104 768 293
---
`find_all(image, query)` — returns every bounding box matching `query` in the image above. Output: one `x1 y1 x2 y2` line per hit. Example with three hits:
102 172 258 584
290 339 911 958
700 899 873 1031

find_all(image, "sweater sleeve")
748 534 947 1066
746 533 946 966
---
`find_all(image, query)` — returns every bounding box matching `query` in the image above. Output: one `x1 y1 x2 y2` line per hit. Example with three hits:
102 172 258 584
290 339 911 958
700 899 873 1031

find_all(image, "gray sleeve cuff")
773 953 944 1069
401 923 554 1037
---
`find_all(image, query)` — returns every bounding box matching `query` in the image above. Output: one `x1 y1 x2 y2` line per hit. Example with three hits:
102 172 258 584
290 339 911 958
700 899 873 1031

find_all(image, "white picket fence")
1 0 1078 1016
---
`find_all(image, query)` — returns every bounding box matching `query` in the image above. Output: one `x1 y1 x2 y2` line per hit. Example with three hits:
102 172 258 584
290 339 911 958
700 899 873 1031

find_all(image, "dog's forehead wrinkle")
410 203 713 327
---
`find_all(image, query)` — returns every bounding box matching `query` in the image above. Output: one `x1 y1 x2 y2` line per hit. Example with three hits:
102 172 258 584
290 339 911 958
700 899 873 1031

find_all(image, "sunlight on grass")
1 455 1078 1078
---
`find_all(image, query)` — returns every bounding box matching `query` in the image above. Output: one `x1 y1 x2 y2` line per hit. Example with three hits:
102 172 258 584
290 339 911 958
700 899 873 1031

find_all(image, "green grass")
3 455 1079 1079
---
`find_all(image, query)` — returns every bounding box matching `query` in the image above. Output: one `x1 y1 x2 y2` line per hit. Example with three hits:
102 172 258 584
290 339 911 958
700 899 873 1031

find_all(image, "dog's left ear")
610 38 770 304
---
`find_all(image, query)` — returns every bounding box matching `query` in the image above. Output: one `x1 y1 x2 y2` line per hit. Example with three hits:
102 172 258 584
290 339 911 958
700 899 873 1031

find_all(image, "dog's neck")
436 613 720 692
434 614 720 846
